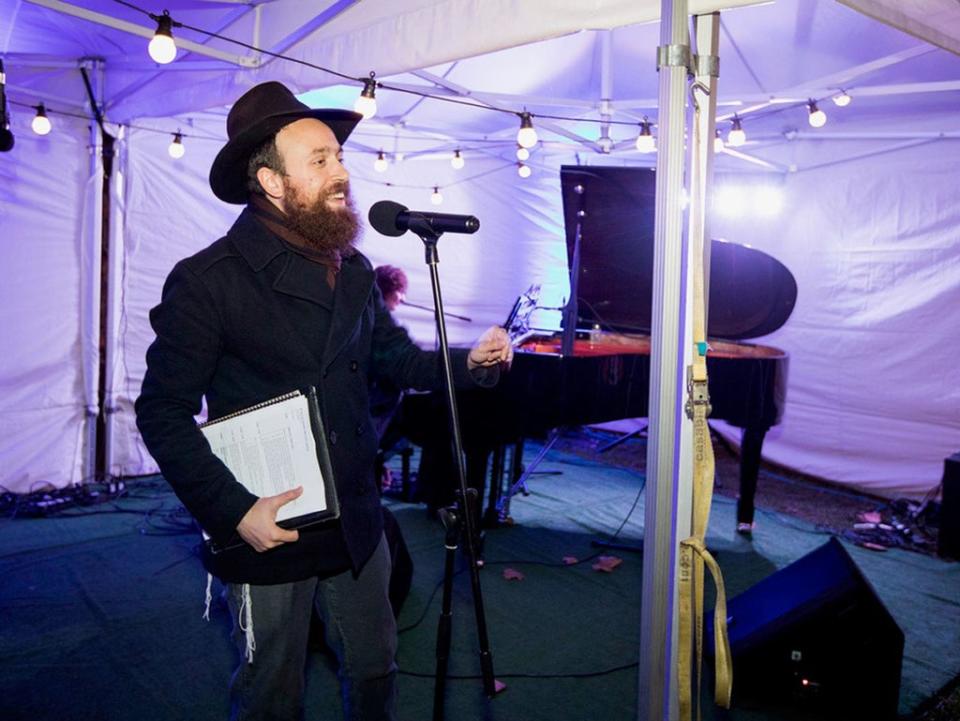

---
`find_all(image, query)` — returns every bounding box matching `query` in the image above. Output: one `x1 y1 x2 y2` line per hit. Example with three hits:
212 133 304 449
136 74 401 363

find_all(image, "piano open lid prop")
559 165 797 342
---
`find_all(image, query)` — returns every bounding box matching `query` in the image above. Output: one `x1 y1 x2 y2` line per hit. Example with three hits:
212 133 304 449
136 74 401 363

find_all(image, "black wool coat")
135 208 491 584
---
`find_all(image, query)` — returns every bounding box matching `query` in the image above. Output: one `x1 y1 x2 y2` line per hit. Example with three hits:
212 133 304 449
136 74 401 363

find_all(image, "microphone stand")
401 299 472 323
412 223 497 720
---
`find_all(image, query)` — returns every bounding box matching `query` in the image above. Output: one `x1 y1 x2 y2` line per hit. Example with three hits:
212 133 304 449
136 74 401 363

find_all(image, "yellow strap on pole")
677 77 732 721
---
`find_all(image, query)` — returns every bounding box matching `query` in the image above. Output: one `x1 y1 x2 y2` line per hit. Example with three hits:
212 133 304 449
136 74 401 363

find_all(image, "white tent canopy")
1 0 958 499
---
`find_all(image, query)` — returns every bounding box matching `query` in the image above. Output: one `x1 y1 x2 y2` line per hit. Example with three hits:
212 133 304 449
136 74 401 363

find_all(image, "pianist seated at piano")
370 265 409 491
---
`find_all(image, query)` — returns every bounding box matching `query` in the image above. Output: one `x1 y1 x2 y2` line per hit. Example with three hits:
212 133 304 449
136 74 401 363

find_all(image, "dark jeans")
226 534 398 721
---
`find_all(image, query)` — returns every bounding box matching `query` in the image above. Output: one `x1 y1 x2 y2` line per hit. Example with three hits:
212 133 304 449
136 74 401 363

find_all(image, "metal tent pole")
637 0 693 718
79 58 105 486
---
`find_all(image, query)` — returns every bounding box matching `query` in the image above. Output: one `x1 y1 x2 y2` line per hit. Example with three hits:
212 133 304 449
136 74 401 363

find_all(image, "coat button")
350 360 359 372
355 423 365 436
322 370 329 379
329 430 338 445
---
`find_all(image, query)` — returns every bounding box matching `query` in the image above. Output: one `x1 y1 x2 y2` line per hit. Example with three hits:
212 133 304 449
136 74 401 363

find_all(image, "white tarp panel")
107 123 237 478
839 0 960 57
710 139 960 499
0 114 92 493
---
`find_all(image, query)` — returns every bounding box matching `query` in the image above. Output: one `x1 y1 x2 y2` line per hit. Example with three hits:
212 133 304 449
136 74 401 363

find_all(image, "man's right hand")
236 486 303 552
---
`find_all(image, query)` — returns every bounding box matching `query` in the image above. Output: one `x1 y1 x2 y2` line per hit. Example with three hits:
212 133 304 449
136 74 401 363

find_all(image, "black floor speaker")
938 452 960 559
707 537 904 720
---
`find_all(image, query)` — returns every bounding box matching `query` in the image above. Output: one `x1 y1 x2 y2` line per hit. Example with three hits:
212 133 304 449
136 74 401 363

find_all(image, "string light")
354 72 377 120
167 131 185 158
727 115 746 147
430 186 443 205
373 150 388 172
451 149 464 170
31 104 51 136
635 118 655 153
517 162 532 178
148 12 177 65
832 90 851 107
713 128 724 154
516 112 537 149
807 100 827 128
515 145 530 161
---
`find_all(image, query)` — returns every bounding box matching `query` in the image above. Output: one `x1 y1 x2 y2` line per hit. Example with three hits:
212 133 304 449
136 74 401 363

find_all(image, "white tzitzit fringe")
202 573 214 621
238 583 256 664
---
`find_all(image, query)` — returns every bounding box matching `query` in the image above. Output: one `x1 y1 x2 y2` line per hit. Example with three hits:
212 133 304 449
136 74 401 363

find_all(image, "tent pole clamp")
693 53 720 78
657 44 691 72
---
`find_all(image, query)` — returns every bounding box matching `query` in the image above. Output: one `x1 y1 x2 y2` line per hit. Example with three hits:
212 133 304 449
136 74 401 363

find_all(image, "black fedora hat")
209 81 362 204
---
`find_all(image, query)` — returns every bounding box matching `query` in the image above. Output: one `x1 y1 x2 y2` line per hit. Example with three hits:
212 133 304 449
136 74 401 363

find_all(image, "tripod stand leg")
433 508 459 721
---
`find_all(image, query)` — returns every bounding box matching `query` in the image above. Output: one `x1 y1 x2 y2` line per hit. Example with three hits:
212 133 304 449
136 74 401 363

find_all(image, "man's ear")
256 166 284 200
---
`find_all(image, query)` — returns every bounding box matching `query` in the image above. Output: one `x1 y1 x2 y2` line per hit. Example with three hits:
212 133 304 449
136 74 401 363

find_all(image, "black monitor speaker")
707 537 904 720
939 452 960 559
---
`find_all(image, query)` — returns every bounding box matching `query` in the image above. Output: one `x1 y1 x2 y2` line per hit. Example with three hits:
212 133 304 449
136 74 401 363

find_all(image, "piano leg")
737 426 767 527
483 444 505 527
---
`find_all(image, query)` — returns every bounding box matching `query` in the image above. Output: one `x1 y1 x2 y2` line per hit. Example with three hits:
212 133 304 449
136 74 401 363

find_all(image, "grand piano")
401 166 797 529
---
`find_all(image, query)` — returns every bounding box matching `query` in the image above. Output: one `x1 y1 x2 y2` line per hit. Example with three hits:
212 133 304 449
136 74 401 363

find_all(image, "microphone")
0 60 14 153
368 200 479 238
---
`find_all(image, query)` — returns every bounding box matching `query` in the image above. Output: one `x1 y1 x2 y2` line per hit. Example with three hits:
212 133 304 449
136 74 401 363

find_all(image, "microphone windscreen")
368 200 408 237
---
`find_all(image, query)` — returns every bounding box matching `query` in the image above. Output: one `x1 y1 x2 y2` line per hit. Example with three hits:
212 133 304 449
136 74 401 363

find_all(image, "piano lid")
560 165 797 341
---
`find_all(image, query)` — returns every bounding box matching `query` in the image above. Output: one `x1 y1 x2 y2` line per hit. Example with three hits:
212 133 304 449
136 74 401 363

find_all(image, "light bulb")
354 73 377 120
713 129 724 154
373 151 388 173
832 91 851 107
517 163 532 178
167 132 185 159
635 119 655 153
451 149 464 170
148 14 177 65
516 146 530 161
808 101 827 128
727 116 746 147
517 112 537 149
430 187 443 205
32 104 51 136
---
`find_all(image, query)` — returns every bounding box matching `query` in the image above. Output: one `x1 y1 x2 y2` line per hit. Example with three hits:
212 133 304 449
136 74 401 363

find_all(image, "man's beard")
283 182 360 255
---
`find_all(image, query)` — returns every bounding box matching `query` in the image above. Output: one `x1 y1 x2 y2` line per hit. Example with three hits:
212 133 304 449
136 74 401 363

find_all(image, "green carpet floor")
1 442 957 720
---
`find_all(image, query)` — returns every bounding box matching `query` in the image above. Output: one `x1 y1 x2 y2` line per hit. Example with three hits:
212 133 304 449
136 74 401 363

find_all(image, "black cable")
106 0 659 128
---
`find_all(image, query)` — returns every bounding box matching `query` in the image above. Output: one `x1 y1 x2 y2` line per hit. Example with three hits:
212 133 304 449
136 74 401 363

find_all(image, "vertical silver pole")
103 121 124 482
80 58 104 486
638 1 691 719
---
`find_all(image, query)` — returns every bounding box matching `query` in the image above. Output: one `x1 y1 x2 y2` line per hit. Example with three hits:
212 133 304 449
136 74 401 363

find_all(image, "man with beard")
135 82 512 721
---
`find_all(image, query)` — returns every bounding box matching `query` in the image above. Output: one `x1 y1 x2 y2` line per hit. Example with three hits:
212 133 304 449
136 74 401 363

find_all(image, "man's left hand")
468 326 513 370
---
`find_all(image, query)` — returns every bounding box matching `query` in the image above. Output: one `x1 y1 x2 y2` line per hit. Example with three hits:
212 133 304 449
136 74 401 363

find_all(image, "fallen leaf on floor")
858 541 888 552
562 556 578 565
858 511 882 524
592 555 623 572
502 568 525 581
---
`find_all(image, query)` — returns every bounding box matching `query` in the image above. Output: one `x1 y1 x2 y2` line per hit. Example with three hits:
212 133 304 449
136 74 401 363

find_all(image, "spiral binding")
199 390 303 428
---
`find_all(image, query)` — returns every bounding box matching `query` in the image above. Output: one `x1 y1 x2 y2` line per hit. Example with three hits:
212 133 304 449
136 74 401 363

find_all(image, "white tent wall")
709 137 960 499
0 110 95 493
108 122 236 478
